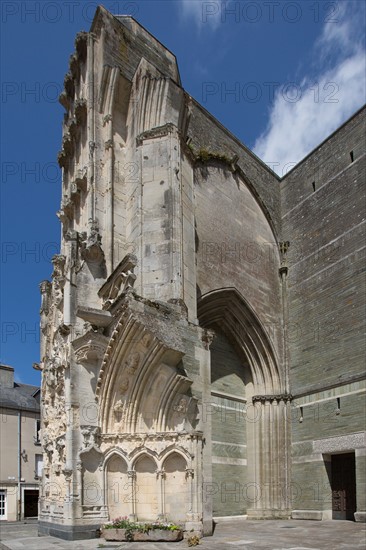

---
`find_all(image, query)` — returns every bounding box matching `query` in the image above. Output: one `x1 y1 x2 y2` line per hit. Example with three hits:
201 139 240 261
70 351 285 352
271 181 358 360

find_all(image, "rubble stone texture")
38 6 366 540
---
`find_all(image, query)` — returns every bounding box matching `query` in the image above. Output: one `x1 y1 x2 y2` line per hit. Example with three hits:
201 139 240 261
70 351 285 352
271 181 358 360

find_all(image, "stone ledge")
38 521 100 540
355 512 366 523
291 510 323 520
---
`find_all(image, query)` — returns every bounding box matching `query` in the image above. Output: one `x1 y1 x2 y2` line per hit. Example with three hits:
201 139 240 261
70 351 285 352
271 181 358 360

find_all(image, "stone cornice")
136 123 177 146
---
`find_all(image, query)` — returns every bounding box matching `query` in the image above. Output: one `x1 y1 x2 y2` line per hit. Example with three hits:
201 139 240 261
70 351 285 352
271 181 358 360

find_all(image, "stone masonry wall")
281 106 366 519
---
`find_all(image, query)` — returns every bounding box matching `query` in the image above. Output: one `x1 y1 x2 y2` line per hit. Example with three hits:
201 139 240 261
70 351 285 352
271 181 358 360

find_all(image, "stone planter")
102 528 183 542
102 528 127 541
133 529 183 542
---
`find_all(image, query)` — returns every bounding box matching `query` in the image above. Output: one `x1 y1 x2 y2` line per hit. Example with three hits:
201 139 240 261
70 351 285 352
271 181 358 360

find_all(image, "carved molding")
79 425 102 452
51 254 66 310
279 241 290 276
73 330 109 365
136 123 176 146
80 221 105 266
40 280 52 315
252 394 293 404
201 328 215 350
98 253 137 309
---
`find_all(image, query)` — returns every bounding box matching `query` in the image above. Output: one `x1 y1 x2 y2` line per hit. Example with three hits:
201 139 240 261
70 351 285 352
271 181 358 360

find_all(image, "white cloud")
253 1 366 176
318 0 364 59
180 0 221 30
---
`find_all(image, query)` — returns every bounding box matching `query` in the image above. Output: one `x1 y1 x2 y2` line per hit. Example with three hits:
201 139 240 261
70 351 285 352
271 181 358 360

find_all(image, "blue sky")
1 0 365 386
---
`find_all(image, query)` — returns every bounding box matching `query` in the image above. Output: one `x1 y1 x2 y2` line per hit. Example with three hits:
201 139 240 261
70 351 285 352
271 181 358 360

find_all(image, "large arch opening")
198 288 291 519
198 288 281 395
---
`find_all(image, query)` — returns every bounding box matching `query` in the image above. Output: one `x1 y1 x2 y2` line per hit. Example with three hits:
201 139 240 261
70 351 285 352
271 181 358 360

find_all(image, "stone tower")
38 6 366 540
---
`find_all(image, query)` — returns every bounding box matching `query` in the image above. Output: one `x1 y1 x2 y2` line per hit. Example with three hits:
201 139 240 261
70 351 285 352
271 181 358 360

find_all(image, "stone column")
127 470 137 520
247 394 292 518
355 448 366 522
185 468 194 516
185 438 203 535
199 342 213 535
39 280 51 362
156 469 166 520
75 460 83 507
63 469 73 520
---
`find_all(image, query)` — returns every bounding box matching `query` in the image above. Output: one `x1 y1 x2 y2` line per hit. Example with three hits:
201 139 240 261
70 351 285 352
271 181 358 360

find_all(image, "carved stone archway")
96 295 204 530
96 304 191 435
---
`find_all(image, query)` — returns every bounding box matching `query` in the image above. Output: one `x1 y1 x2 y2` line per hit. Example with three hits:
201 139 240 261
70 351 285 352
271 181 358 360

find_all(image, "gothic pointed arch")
105 452 130 520
198 287 291 518
96 300 194 435
198 287 283 395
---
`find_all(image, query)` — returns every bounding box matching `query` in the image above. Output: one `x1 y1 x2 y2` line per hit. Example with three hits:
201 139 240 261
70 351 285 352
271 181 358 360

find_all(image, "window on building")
34 419 41 444
35 454 43 478
0 491 6 519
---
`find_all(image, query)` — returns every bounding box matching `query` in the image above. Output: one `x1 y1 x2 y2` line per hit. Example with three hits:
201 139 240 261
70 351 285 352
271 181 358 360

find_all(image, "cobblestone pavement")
0 519 365 550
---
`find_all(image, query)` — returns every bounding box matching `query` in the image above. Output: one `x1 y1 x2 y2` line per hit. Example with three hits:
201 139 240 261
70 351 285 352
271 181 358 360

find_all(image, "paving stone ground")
0 519 365 550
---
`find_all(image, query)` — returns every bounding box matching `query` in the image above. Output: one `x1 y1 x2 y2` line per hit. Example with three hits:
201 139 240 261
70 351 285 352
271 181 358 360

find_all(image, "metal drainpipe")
17 411 21 521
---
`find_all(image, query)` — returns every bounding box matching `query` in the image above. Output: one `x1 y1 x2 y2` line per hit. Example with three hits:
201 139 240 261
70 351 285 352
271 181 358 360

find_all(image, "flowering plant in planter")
103 516 132 529
102 517 183 542
103 516 181 531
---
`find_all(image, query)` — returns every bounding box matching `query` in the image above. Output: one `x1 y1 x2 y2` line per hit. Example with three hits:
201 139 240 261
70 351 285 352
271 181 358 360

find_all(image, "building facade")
0 365 41 521
38 6 365 540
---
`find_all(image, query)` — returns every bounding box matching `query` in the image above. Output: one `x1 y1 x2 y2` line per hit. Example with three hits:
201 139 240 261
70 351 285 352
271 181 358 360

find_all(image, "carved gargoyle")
80 221 106 277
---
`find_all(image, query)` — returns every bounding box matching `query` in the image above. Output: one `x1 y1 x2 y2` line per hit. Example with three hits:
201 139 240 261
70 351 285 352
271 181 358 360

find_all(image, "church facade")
38 6 365 540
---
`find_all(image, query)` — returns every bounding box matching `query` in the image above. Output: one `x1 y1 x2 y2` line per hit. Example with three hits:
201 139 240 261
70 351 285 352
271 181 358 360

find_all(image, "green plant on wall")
188 143 235 167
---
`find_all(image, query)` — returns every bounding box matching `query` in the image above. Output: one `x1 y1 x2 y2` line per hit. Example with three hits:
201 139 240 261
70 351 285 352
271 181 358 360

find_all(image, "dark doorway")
331 453 356 520
24 489 39 518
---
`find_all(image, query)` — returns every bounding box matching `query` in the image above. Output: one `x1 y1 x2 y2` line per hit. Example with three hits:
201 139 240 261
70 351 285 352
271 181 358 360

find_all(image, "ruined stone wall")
39 5 365 539
39 7 208 538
